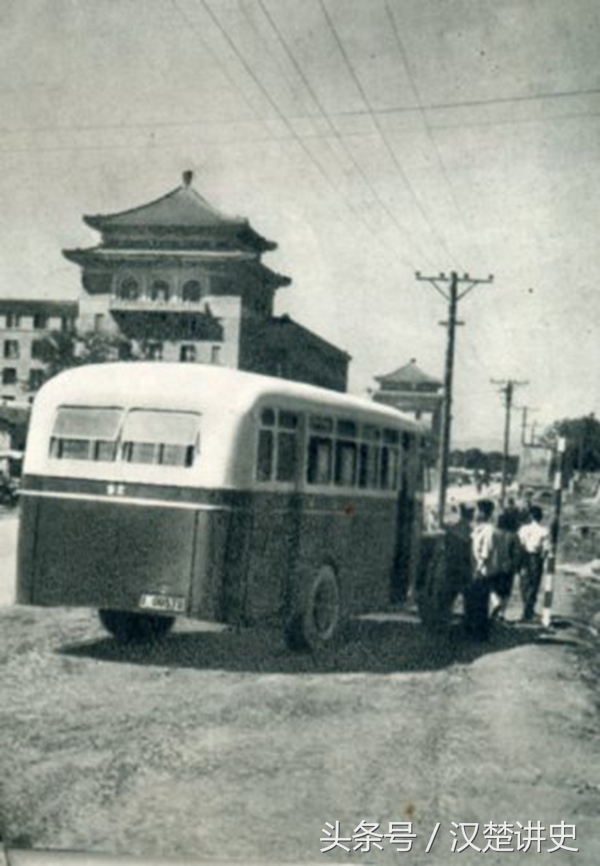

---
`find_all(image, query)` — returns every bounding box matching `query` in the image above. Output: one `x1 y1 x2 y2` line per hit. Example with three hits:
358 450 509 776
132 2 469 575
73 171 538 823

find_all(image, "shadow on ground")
58 613 573 675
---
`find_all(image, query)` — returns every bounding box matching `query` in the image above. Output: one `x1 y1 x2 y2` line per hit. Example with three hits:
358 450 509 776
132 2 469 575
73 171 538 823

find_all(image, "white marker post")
541 436 567 628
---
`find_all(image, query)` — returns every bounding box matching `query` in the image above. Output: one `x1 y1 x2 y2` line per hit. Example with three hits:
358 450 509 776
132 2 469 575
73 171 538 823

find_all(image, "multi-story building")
0 173 350 408
0 300 77 406
63 171 350 391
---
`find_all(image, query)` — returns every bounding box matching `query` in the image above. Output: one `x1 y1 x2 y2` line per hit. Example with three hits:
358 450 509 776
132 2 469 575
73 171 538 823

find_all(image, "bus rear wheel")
285 564 341 652
99 610 175 643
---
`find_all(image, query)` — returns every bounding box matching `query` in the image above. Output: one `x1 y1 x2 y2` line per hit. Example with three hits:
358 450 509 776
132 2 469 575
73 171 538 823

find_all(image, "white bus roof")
34 362 425 432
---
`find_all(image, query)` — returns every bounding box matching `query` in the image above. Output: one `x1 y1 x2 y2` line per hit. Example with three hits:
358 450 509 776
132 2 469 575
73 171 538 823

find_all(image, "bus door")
243 408 303 622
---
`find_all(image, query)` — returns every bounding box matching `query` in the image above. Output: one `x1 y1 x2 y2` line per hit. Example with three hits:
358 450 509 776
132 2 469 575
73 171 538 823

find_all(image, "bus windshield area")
49 406 200 468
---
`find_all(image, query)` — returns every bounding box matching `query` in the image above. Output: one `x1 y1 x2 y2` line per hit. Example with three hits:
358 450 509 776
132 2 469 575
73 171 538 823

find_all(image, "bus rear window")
50 407 123 461
121 410 200 467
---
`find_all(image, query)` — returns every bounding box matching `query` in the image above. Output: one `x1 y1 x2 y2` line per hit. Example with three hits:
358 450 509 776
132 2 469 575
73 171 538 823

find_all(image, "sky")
1 0 599 449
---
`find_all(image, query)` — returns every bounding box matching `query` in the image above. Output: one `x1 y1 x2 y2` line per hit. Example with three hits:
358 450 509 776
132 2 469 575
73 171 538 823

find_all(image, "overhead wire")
0 80 598 139
384 0 481 270
194 0 429 274
318 0 460 270
382 1 495 380
254 0 437 270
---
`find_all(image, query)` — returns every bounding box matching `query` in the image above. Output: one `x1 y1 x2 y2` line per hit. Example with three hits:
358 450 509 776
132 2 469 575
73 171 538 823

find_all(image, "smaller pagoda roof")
375 359 441 387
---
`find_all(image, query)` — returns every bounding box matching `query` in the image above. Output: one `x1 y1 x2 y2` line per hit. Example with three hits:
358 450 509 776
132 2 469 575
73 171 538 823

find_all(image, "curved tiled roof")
375 359 441 386
84 183 245 231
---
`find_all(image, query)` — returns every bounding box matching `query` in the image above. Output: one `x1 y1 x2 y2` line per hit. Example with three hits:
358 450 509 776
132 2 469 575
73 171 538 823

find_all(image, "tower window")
2 368 17 385
150 280 170 302
145 342 163 360
118 277 140 300
33 313 48 329
182 280 202 303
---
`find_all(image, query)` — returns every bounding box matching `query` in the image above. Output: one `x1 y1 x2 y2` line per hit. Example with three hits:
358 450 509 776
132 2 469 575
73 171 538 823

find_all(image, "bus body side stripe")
18 490 235 512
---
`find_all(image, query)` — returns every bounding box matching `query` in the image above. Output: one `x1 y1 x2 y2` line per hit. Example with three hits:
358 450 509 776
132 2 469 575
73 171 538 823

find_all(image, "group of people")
454 493 551 640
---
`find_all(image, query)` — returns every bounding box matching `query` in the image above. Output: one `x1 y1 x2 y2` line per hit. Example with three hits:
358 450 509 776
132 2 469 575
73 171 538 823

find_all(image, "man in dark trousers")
465 499 496 640
517 504 549 621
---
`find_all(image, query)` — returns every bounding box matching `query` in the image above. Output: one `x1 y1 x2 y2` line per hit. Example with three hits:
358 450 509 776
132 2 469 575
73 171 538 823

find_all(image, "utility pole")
492 379 528 507
416 270 494 524
515 405 538 446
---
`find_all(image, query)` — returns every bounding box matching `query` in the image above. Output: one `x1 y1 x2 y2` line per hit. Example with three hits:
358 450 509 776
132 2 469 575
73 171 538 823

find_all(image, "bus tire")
416 534 456 632
99 610 174 643
285 564 341 652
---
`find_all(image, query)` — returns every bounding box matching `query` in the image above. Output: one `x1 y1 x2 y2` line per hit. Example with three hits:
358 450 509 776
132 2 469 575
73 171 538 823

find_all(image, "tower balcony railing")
109 296 206 313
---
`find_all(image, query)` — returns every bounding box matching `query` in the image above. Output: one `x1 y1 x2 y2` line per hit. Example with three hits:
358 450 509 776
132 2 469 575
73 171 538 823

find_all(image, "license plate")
139 593 186 613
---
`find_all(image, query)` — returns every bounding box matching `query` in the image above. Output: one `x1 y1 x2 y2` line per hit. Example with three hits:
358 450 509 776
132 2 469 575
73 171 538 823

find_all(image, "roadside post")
541 436 567 628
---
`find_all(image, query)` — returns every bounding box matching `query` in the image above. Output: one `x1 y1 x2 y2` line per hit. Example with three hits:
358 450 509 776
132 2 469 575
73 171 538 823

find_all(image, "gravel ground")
0 504 599 864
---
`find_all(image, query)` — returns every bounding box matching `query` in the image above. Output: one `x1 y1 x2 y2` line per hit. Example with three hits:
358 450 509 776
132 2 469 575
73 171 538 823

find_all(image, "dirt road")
0 510 599 864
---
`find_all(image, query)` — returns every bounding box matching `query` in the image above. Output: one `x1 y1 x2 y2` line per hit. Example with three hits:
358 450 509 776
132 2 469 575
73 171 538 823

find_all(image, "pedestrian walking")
502 497 522 532
517 489 535 527
464 499 496 640
489 511 520 620
517 504 549 622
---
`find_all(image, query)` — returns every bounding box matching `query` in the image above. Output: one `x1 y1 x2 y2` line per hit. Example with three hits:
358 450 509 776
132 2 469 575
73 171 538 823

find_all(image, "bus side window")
381 429 401 489
358 424 381 488
276 410 298 482
334 418 357 487
256 408 275 481
335 440 357 486
307 437 332 485
256 408 298 483
306 415 333 486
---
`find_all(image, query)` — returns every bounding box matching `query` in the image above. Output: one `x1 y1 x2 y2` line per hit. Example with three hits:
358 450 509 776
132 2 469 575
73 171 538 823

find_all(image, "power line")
1 92 599 141
334 84 600 118
318 0 459 269
385 0 482 268
172 0 415 273
254 0 436 269
195 0 433 274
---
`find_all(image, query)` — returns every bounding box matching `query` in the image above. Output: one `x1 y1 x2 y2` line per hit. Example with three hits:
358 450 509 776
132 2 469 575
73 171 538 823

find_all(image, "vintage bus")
17 363 451 650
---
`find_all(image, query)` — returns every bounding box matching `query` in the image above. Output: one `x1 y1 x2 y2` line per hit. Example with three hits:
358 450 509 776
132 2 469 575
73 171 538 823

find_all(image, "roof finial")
410 357 416 364
182 170 193 187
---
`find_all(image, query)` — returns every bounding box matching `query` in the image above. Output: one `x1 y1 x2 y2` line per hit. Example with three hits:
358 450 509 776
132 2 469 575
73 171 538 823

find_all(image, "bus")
17 363 451 650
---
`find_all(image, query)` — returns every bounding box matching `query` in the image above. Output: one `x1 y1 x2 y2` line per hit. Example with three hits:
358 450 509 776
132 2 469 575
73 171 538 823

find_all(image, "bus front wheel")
285 564 341 652
99 610 175 643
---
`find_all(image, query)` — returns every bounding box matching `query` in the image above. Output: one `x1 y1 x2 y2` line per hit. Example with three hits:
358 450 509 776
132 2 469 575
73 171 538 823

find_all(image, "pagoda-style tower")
63 171 291 368
373 358 443 445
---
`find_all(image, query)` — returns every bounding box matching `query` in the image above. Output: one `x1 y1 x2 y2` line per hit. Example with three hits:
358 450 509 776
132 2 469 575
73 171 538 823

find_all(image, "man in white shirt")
465 499 496 640
517 505 549 621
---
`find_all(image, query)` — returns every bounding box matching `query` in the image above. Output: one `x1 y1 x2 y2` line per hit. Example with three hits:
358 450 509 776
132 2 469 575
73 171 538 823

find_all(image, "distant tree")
450 449 465 467
463 448 485 470
541 414 600 472
35 329 138 384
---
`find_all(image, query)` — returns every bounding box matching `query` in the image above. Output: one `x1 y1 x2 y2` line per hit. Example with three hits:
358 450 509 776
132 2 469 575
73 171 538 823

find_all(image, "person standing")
465 499 496 640
517 504 549 621
489 511 521 620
